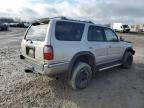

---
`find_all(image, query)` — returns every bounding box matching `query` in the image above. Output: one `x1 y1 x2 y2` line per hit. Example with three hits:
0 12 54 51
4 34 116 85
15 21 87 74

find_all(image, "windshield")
25 23 48 42
122 25 129 28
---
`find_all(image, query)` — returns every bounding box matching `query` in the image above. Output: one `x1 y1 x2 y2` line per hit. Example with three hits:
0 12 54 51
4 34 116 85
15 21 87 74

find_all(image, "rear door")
87 25 109 64
50 20 85 64
21 22 49 66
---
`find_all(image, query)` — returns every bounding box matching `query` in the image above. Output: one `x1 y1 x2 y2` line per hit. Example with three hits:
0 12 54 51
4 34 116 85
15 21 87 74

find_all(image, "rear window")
88 26 105 41
55 21 85 41
25 23 48 42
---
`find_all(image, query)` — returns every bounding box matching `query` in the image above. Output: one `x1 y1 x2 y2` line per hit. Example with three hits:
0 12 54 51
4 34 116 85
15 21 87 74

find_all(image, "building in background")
130 24 144 32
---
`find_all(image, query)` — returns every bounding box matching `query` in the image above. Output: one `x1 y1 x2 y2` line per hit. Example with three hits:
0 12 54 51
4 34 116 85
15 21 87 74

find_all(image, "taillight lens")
43 45 54 60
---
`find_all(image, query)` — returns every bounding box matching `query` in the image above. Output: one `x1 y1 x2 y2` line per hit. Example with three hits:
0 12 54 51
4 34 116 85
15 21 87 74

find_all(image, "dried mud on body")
0 28 144 108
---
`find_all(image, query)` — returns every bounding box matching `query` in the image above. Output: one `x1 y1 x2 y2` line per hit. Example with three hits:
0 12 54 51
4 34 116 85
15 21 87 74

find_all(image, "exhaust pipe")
24 69 33 73
20 55 25 59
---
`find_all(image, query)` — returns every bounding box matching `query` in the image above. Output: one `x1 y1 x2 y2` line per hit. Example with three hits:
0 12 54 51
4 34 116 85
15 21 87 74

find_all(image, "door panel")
88 42 108 64
107 42 124 61
87 25 108 64
104 28 124 61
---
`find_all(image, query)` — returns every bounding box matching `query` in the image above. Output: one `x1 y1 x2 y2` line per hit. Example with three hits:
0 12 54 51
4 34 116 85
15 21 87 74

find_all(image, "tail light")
43 45 54 60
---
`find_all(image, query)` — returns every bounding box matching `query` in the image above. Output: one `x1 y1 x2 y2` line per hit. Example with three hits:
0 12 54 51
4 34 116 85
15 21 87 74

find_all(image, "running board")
96 60 122 71
99 64 121 71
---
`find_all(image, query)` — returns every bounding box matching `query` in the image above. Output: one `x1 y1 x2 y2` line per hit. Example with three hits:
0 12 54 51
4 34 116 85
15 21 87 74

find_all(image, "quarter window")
88 26 105 41
55 21 85 41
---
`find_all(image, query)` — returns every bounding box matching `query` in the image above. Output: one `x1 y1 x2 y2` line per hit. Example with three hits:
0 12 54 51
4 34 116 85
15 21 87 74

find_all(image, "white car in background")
111 23 130 33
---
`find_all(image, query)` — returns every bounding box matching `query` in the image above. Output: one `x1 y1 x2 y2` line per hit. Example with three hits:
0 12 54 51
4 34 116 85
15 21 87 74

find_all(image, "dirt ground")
0 28 144 108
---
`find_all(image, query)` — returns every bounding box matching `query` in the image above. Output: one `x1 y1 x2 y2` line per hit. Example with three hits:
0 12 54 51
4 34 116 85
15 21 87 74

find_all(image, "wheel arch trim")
125 47 135 55
67 51 96 79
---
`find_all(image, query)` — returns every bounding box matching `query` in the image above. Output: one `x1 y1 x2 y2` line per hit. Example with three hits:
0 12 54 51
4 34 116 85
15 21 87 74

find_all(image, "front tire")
69 62 92 90
122 52 133 68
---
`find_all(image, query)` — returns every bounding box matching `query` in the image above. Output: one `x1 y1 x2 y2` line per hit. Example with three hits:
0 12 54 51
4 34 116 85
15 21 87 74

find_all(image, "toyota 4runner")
20 17 135 90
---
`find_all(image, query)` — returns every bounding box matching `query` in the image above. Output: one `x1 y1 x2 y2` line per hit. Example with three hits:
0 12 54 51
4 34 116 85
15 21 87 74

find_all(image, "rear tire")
122 52 133 68
69 62 92 90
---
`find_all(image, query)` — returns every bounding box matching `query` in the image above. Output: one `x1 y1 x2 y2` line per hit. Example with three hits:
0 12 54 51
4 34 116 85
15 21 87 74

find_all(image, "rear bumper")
43 62 69 75
20 55 69 75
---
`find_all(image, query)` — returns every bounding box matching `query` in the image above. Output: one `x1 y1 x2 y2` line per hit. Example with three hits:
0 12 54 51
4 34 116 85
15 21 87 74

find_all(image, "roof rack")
50 16 68 20
50 16 94 24
33 18 49 23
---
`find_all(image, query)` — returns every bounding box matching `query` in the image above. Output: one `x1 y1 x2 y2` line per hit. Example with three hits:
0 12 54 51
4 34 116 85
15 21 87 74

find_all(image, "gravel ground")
0 28 144 108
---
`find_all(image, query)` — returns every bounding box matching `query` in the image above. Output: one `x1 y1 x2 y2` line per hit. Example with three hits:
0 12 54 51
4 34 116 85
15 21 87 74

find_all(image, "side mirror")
120 36 124 41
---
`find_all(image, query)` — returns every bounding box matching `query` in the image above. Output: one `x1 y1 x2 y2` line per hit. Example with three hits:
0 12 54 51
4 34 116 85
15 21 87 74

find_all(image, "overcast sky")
0 0 144 23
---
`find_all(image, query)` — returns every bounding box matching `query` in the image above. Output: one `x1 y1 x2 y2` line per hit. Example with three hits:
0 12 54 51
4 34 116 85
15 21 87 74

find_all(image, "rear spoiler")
32 18 50 25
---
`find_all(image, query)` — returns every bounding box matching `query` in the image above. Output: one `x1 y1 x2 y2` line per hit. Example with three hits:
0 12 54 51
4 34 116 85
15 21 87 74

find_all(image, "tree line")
0 17 25 23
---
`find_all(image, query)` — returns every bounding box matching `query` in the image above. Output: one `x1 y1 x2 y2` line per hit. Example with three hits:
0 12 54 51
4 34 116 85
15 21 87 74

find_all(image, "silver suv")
20 17 135 90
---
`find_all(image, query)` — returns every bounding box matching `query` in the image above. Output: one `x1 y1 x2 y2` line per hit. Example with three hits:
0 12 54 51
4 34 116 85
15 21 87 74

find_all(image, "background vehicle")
111 23 130 33
0 22 8 31
9 23 18 27
20 17 135 90
9 22 29 28
24 22 30 28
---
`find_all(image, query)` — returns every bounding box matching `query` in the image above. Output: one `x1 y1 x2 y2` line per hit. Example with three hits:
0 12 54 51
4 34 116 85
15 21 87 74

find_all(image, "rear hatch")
21 20 49 71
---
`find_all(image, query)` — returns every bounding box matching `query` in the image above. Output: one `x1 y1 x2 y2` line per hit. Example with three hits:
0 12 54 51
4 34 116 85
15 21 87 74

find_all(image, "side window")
55 21 85 41
88 26 105 41
104 28 118 42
